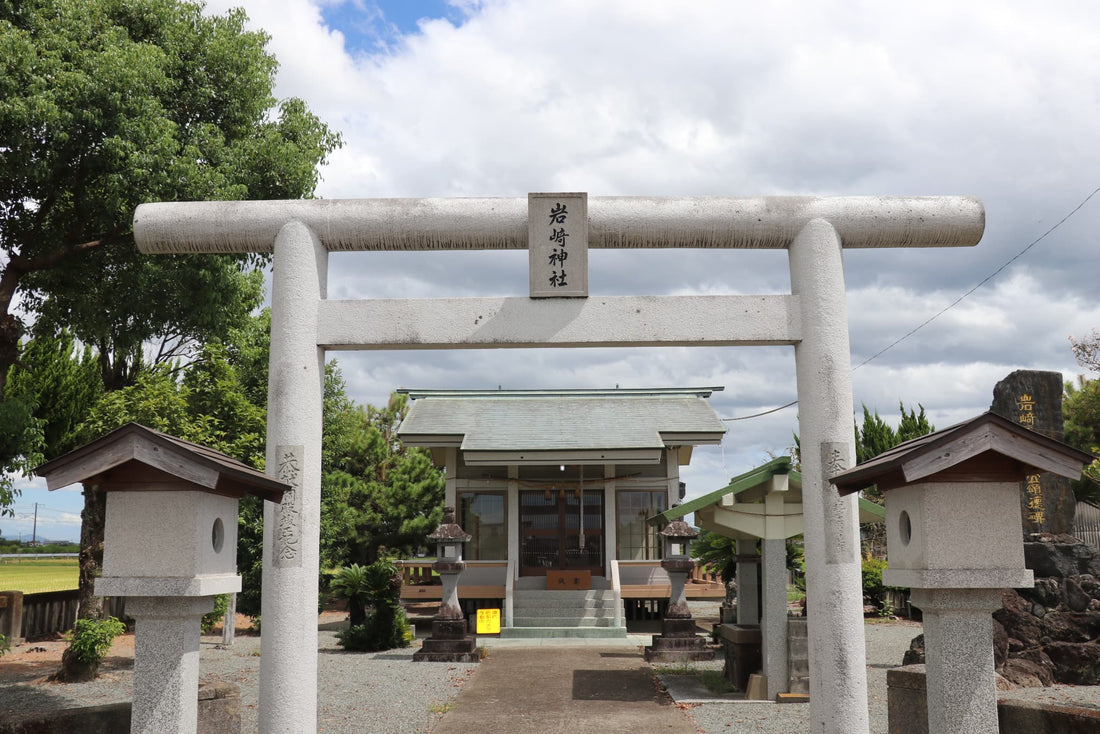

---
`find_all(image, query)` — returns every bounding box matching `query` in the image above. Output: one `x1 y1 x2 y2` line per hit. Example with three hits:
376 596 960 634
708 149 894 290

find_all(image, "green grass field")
0 557 79 594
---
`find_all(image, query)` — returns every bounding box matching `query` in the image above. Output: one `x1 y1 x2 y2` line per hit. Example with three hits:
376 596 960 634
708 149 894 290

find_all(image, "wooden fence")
1075 501 1100 551
16 590 126 639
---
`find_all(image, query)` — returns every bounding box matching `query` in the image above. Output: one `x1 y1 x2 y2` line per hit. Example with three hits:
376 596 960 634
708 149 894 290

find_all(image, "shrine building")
395 386 727 636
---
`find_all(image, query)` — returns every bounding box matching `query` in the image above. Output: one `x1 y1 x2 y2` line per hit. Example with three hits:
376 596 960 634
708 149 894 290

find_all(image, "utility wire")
721 185 1100 423
852 185 1100 372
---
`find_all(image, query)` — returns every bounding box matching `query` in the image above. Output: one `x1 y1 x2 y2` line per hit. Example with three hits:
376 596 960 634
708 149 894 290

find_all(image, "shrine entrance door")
519 489 604 576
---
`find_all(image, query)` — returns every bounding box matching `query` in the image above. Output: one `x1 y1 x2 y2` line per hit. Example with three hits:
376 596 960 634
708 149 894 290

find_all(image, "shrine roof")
650 456 885 529
396 387 726 453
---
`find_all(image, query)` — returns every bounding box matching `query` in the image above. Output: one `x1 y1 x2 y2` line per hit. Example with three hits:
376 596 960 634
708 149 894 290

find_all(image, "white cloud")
191 0 1100 485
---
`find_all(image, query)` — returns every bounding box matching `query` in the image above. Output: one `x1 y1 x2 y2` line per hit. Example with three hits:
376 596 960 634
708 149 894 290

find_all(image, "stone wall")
994 535 1100 686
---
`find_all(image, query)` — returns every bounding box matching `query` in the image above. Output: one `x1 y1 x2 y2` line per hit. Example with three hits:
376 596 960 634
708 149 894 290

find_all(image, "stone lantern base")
644 618 715 663
412 619 480 663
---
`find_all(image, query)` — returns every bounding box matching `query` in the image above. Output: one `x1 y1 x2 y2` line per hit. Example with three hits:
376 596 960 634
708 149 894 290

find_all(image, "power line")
852 185 1100 372
722 399 798 422
720 185 1100 423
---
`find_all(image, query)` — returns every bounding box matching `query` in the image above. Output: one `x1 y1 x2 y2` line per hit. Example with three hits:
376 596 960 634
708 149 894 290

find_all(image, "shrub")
331 564 371 627
862 557 903 613
0 632 9 657
201 594 231 634
336 608 412 652
332 559 408 652
69 617 126 665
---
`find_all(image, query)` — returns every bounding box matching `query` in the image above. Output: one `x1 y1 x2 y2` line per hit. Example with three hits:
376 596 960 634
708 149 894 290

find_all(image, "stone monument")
991 369 1076 534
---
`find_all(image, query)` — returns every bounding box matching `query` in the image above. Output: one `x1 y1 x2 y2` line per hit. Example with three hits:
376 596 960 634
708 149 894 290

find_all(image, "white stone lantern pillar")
35 424 287 734
832 412 1093 734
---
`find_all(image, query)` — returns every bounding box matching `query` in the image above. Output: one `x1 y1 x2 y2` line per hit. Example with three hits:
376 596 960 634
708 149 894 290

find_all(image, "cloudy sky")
8 0 1099 543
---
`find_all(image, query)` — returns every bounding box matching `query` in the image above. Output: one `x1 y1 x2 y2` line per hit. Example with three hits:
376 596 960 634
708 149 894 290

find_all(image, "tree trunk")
75 482 106 621
52 645 99 682
52 482 107 682
0 314 24 398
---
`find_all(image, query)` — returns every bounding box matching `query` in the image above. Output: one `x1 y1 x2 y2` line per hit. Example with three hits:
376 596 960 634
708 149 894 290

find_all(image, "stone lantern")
413 508 479 663
660 517 697 618
35 423 287 734
833 412 1093 734
645 510 714 662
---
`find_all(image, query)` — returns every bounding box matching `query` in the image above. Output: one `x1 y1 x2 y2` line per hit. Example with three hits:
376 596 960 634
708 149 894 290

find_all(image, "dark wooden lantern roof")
34 423 288 503
832 411 1094 496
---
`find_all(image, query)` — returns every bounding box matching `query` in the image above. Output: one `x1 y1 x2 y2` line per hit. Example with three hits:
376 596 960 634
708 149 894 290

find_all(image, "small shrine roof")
34 423 287 502
832 411 1094 496
650 456 885 536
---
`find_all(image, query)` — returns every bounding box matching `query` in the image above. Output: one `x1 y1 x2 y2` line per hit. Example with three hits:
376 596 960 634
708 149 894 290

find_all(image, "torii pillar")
134 195 984 733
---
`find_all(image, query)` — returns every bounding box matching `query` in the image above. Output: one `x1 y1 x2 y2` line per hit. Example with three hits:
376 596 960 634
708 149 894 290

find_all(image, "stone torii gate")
134 195 984 734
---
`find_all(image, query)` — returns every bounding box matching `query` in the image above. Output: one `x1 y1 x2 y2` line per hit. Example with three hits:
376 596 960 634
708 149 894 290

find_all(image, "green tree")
896 403 933 444
332 394 445 565
0 0 340 448
855 406 897 465
1064 376 1100 505
854 403 933 556
0 332 102 530
333 559 411 652
1 0 339 656
7 332 104 460
855 403 934 504
694 530 739 606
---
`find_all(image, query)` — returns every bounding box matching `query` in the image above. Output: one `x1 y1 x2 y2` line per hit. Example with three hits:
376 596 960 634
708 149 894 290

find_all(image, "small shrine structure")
652 457 884 699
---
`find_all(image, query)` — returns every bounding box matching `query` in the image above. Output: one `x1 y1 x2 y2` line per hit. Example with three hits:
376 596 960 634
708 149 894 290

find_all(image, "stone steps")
512 615 618 627
501 589 627 638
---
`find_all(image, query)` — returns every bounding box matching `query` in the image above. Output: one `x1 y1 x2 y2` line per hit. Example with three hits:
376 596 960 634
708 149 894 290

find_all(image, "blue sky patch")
320 0 465 55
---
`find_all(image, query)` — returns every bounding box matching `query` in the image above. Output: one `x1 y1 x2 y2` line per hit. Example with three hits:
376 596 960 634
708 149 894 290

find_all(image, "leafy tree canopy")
329 393 445 566
0 332 101 521
0 0 340 514
1064 351 1100 504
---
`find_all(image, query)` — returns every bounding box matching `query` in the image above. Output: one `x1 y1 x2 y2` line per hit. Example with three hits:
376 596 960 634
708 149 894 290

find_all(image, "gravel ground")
5 616 1100 733
202 631 478 734
1 627 478 734
683 619 922 734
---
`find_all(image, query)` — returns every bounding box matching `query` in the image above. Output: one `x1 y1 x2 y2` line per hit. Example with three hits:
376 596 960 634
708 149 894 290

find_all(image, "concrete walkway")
432 645 697 734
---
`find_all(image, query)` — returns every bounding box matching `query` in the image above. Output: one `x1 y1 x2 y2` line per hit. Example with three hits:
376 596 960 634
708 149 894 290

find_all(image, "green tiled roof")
650 456 885 526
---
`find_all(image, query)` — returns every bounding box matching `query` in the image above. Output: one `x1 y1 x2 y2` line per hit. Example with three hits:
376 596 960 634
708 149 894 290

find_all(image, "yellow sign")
476 608 501 634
